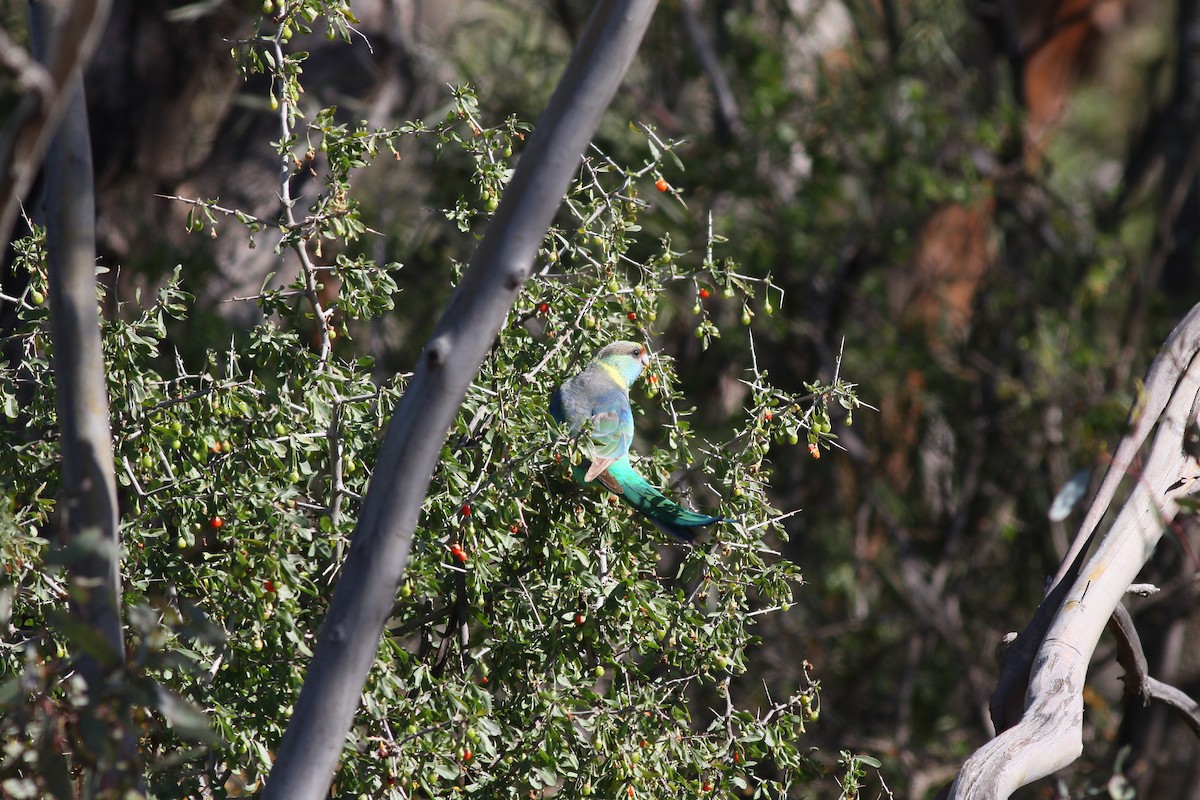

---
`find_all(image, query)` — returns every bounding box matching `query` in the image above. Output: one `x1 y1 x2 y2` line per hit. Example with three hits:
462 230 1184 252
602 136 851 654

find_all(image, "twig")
1108 603 1200 738
271 36 333 367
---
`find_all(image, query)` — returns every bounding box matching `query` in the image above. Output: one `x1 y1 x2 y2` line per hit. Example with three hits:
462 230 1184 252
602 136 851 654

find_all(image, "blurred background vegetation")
5 0 1200 796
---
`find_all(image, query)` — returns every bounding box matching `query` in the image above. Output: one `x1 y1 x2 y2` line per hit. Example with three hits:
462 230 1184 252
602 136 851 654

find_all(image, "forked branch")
951 303 1200 797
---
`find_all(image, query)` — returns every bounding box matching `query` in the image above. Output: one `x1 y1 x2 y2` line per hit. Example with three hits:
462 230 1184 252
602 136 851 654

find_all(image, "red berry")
210 441 222 453
699 288 710 299
263 579 276 593
461 504 471 516
538 302 549 314
462 749 473 761
209 516 223 529
764 411 773 421
627 312 636 321
704 783 713 792
575 613 585 625
655 179 669 192
509 524 520 533
648 374 658 383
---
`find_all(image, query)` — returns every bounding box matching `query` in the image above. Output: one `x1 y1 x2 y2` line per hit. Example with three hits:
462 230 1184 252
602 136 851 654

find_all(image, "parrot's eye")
632 346 643 357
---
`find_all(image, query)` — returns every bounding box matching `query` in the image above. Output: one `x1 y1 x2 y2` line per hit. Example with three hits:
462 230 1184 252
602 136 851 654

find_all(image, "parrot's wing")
585 399 633 462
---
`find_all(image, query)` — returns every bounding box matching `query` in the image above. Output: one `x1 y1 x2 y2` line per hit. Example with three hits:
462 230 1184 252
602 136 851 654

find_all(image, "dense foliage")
0 2 875 797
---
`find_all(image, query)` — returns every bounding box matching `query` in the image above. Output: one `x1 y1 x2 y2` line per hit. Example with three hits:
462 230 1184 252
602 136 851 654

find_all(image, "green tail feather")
573 456 724 542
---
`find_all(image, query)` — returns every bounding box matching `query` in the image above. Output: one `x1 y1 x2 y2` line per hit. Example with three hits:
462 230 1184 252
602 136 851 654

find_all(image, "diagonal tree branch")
260 2 660 798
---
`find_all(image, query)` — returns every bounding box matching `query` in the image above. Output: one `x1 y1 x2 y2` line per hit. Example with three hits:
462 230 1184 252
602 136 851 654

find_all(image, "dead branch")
951 302 1200 797
1108 602 1200 738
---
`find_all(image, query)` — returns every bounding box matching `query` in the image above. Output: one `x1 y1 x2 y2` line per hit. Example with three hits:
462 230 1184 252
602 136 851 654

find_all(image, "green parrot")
549 340 725 542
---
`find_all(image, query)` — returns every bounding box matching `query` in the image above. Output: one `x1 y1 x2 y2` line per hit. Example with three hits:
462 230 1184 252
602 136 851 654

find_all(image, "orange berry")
808 443 820 459
627 312 637 321
538 302 549 314
655 179 669 192
209 516 224 529
699 288 710 299
648 374 658 383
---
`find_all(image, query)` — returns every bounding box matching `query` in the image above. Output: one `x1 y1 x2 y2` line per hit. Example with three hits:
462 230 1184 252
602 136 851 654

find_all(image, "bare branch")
989 301 1200 732
952 303 1200 797
1108 602 1200 738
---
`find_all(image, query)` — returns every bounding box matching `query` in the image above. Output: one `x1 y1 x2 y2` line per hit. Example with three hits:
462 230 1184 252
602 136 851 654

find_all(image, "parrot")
549 340 725 542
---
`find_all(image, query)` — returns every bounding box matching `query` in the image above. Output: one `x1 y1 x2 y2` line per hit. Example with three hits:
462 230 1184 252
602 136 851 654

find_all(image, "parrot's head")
595 340 650 388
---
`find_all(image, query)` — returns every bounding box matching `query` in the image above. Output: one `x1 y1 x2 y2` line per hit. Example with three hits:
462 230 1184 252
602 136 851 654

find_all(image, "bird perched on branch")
549 340 725 541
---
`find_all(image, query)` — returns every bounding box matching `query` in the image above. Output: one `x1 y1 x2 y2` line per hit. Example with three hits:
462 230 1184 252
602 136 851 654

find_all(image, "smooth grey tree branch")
33 0 123 695
32 0 137 792
0 0 110 249
951 302 1200 797
261 2 660 797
